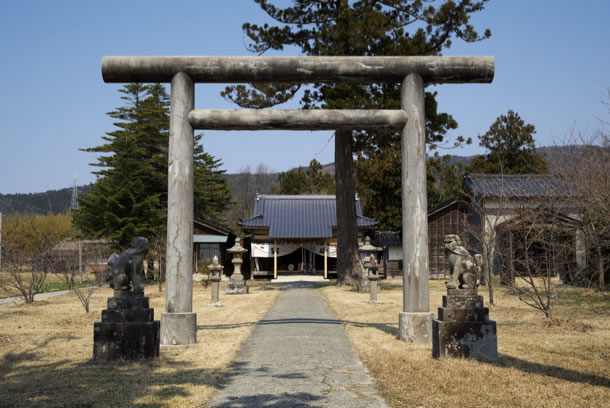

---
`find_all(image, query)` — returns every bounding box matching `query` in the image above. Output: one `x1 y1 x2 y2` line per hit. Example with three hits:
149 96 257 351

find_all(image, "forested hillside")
0 146 596 219
0 185 92 217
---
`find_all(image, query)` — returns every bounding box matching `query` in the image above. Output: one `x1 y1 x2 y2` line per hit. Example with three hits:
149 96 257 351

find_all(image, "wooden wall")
428 201 469 279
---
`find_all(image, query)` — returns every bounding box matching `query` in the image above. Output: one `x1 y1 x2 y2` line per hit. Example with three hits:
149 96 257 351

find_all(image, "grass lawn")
0 280 281 408
0 273 101 298
321 280 610 408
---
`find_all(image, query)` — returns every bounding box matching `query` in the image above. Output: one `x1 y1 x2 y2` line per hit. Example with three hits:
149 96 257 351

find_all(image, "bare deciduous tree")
548 106 609 290
499 201 581 319
0 214 73 304
0 245 49 304
49 240 110 312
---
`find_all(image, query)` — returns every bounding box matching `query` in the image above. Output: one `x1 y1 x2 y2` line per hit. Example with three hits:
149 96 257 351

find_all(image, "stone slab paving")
207 281 388 408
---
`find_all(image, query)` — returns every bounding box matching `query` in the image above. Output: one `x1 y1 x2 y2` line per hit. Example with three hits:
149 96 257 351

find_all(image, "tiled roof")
464 174 575 199
238 195 378 239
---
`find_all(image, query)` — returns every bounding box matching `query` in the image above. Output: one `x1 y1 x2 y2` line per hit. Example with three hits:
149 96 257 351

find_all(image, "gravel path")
0 289 70 304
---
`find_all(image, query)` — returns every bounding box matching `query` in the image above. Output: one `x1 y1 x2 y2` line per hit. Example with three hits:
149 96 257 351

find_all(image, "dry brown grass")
0 280 281 408
321 280 610 408
0 272 83 298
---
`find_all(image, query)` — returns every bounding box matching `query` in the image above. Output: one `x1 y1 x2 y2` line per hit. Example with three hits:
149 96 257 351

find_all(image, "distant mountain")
0 185 91 217
1 146 591 217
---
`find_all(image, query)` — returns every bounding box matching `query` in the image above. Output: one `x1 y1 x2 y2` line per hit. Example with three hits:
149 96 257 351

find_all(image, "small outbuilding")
193 218 237 273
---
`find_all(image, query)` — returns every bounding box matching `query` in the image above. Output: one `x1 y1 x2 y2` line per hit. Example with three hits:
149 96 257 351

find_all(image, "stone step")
107 292 149 310
446 288 478 297
442 295 483 308
437 307 489 322
101 308 155 323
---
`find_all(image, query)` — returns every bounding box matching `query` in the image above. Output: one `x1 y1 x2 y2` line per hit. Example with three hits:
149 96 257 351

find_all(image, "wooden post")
102 56 494 84
188 109 407 130
160 72 196 346
273 240 278 280
397 73 433 344
324 240 328 279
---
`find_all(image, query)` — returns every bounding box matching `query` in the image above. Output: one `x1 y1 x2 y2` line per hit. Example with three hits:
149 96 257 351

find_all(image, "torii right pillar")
398 72 433 343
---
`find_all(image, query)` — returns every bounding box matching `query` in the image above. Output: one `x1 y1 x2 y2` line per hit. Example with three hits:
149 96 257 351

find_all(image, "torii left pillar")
160 72 197 345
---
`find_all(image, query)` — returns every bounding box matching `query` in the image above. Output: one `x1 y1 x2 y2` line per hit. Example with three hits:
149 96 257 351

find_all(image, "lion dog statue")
444 234 481 289
108 237 149 291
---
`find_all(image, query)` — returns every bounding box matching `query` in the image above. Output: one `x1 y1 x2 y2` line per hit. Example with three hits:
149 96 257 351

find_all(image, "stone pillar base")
432 288 498 361
398 312 433 344
160 312 197 346
93 290 160 362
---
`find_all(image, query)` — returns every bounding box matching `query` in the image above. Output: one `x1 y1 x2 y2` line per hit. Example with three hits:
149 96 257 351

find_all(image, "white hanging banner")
251 243 301 258
251 242 337 258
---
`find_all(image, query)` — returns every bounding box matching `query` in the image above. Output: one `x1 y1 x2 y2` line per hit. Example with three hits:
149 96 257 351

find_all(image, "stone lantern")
226 238 249 294
364 254 381 303
208 256 223 307
358 236 380 293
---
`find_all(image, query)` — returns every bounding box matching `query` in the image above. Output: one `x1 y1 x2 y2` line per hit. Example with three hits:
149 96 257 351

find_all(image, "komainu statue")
108 237 149 291
444 234 481 289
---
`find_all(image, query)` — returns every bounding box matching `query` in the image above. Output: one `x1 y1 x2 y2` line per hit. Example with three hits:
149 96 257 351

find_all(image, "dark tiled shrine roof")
239 194 378 239
465 174 575 199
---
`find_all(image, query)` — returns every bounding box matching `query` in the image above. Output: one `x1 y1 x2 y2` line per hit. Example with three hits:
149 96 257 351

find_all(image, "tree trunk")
335 129 361 286
598 245 605 290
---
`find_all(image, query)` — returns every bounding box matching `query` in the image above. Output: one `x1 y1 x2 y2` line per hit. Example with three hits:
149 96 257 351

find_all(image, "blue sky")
1 1 608 194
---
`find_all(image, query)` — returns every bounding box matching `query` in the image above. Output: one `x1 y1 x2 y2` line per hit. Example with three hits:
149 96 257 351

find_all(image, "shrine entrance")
101 55 494 345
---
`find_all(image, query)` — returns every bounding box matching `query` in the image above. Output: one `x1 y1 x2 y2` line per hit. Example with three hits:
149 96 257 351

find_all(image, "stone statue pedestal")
93 290 160 362
432 288 497 361
226 277 249 294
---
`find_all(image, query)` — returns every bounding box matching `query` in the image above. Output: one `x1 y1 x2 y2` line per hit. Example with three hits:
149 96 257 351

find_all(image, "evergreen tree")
226 0 491 284
75 84 231 247
468 110 548 174
277 159 335 195
193 141 232 221
427 154 466 209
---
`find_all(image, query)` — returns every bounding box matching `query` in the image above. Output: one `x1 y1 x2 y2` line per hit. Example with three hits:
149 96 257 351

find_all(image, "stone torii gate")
102 55 494 346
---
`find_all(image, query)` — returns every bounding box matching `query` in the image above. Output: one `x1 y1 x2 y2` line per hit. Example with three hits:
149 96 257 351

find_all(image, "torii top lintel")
101 56 494 85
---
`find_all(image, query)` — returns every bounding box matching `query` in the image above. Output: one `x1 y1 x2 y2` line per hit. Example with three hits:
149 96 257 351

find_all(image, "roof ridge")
258 194 336 199
467 173 555 178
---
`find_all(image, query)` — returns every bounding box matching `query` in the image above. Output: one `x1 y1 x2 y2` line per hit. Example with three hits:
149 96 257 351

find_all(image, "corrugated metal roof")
239 195 378 239
465 174 574 199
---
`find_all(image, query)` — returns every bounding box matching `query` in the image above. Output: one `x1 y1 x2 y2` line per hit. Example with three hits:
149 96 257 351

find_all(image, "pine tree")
468 110 548 174
226 0 491 284
193 139 232 221
75 84 231 247
427 154 466 209
277 159 335 195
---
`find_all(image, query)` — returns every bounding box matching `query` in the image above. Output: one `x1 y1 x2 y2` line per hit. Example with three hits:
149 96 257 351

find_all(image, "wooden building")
427 198 470 279
238 194 378 279
193 218 237 274
464 174 585 282
372 231 402 279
